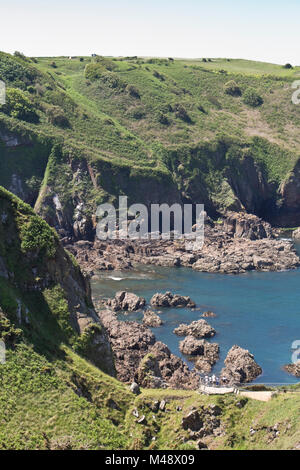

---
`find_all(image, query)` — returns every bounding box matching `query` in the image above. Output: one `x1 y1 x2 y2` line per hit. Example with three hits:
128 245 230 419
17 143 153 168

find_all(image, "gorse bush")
126 84 140 99
243 87 264 107
94 56 117 71
2 88 39 122
0 52 37 88
224 80 241 97
46 105 70 128
20 216 57 259
174 103 192 123
99 71 127 91
84 63 106 81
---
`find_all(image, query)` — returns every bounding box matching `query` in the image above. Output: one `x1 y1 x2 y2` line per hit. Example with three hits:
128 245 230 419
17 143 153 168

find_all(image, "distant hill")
1 52 300 237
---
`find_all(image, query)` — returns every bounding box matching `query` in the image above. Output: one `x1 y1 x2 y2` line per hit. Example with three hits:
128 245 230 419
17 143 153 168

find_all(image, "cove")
91 242 300 385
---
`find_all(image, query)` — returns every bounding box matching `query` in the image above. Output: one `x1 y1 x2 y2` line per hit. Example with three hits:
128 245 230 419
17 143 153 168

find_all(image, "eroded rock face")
220 345 262 384
98 309 155 382
106 291 146 312
150 292 196 309
97 310 198 389
223 212 273 240
143 310 163 327
174 320 216 339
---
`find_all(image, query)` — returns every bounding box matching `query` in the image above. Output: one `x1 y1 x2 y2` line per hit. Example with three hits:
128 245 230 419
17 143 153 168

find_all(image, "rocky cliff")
0 185 114 374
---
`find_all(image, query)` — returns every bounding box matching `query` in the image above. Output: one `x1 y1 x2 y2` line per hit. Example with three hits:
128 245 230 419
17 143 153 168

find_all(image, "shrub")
157 112 170 125
283 63 293 69
0 52 37 88
20 216 57 259
2 88 39 122
46 106 70 128
243 88 264 107
197 104 207 114
153 70 165 81
84 63 106 81
127 106 145 120
94 56 117 71
126 84 140 99
174 103 192 123
224 80 241 97
99 71 127 90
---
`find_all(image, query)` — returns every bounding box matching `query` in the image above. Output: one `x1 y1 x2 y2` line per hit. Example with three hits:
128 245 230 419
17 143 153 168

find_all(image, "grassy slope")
1 345 300 450
1 53 300 216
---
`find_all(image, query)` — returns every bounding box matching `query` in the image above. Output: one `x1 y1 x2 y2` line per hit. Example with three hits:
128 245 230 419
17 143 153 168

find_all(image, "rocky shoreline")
65 213 300 276
82 213 300 388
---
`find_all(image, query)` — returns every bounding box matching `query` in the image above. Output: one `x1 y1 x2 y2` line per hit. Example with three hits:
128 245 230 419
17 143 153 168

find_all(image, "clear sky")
0 0 299 65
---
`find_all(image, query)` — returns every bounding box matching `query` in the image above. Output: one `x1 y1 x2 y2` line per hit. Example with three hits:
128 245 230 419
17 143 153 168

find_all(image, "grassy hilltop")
1 52 300 232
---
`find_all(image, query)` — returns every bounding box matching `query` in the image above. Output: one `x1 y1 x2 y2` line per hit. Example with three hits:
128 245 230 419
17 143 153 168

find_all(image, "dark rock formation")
223 212 273 240
220 345 262 384
150 291 196 308
106 291 146 312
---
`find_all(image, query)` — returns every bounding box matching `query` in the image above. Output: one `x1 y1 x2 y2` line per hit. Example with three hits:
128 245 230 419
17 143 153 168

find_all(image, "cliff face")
0 186 114 374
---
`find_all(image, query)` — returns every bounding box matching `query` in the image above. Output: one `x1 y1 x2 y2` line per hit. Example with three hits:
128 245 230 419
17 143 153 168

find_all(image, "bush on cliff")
2 88 39 122
243 87 263 107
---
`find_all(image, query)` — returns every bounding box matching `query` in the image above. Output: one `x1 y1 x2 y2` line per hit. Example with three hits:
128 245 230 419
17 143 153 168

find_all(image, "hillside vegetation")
0 174 300 450
1 52 300 235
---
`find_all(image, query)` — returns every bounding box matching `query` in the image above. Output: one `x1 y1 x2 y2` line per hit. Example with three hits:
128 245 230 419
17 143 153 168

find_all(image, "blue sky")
0 0 299 64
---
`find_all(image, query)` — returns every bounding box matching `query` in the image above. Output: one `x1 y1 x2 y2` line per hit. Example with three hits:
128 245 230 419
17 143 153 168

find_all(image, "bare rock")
143 310 163 327
182 410 203 432
130 382 141 395
107 291 146 312
283 363 300 377
174 319 216 339
150 291 196 308
201 311 217 318
220 345 262 384
179 336 219 373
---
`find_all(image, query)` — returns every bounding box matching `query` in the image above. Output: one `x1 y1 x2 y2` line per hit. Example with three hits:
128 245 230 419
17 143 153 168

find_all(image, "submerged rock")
174 319 216 339
220 345 262 384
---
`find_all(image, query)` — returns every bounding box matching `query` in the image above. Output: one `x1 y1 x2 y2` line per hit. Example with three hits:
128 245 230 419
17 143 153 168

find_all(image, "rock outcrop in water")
150 292 196 308
97 309 198 389
179 336 219 373
283 363 300 377
220 345 262 384
106 291 146 312
174 319 216 339
69 213 300 276
143 310 163 327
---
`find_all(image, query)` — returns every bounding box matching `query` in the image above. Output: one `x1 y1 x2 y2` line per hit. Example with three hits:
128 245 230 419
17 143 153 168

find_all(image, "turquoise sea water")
91 241 300 384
